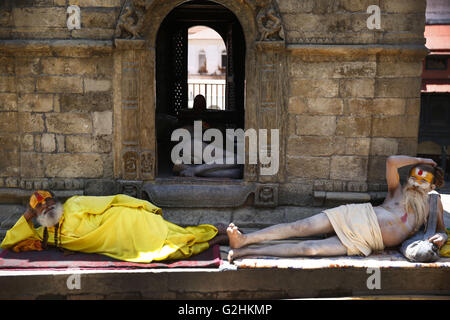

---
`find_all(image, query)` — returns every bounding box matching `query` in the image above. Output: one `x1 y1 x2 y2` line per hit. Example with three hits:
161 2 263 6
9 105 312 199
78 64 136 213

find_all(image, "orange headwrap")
29 190 53 209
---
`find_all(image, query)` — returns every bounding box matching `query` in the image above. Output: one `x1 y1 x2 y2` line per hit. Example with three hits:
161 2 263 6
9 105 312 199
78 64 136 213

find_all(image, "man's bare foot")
227 249 245 262
227 223 247 249
180 168 196 177
227 249 235 262
173 163 189 174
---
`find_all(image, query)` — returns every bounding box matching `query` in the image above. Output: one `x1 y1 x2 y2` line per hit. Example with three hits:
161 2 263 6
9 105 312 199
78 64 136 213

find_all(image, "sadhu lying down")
1 192 228 263
227 156 449 262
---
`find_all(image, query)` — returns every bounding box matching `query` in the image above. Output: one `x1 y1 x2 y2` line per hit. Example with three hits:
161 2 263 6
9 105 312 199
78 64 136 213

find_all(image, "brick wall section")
286 50 423 194
0 0 122 40
0 54 114 190
0 0 425 44
279 0 425 45
0 0 427 204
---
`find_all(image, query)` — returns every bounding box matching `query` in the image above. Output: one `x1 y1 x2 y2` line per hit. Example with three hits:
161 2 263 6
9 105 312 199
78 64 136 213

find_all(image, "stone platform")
0 191 449 299
0 248 449 299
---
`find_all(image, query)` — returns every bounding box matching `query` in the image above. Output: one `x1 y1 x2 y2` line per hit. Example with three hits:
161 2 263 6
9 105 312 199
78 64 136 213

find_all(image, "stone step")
0 259 448 299
0 204 25 242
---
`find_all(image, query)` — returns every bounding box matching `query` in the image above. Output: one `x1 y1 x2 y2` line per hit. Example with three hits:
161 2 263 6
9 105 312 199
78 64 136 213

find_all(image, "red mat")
0 245 222 271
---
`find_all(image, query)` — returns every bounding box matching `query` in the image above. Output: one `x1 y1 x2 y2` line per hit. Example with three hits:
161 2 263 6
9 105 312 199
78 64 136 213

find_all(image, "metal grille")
226 25 235 110
172 28 187 112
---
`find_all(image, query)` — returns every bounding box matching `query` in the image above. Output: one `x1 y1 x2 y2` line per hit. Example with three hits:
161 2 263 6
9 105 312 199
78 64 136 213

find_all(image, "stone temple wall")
0 0 426 43
0 50 114 191
0 0 428 212
284 46 424 205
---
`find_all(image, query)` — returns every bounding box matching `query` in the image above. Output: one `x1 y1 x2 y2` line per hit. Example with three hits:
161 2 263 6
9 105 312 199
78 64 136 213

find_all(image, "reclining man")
172 94 243 179
1 192 228 263
227 155 447 261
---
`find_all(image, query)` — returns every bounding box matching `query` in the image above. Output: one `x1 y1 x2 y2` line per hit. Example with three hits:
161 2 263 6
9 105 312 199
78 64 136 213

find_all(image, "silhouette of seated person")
173 94 242 178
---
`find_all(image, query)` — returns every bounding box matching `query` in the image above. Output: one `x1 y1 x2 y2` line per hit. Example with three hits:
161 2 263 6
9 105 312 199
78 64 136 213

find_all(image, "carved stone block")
122 150 138 179
119 180 143 198
140 150 154 179
254 183 278 207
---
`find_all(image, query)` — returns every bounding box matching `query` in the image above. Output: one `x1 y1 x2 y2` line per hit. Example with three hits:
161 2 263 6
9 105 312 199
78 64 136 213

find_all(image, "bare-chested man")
227 155 447 261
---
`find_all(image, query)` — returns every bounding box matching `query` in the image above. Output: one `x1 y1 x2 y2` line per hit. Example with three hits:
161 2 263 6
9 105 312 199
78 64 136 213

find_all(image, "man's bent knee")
299 241 319 256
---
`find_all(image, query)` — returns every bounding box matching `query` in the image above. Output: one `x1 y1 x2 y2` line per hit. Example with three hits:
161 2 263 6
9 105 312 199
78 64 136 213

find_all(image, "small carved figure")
141 152 154 175
123 151 138 173
259 186 274 203
256 1 284 41
122 184 138 198
115 0 149 39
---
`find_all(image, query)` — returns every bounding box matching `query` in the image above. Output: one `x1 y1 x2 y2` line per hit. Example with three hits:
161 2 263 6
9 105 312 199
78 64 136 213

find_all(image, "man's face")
34 198 56 216
35 198 63 228
407 167 434 192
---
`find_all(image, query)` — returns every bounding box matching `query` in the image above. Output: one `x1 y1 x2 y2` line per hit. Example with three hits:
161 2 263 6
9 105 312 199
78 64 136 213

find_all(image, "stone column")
254 41 287 184
114 39 156 183
247 41 287 207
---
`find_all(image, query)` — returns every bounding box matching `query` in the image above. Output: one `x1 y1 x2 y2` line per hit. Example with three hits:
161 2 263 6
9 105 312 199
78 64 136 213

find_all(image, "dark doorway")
155 0 246 178
418 92 450 180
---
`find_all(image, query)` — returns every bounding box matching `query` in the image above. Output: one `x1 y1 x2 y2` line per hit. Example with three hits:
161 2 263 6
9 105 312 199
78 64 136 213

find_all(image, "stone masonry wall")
0 0 425 45
284 49 423 204
0 0 122 40
279 0 426 45
0 53 114 191
0 0 427 209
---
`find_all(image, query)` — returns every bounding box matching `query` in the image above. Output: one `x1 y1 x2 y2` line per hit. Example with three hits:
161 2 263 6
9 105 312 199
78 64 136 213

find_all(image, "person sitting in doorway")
172 94 242 178
192 94 207 113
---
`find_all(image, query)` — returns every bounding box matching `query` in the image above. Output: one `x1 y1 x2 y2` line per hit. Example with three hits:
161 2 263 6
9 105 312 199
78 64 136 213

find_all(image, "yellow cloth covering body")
440 229 450 257
0 194 217 263
324 203 385 256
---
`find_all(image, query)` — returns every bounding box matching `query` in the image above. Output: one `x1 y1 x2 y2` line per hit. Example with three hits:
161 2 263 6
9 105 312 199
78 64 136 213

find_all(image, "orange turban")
29 190 53 209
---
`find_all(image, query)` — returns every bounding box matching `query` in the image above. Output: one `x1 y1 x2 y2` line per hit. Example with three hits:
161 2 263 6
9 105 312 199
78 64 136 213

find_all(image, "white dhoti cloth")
324 203 384 256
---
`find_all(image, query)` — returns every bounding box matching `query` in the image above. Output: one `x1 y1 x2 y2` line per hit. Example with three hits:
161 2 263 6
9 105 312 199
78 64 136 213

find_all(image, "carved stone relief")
255 42 286 183
115 0 285 43
115 40 156 181
140 151 154 179
115 0 152 39
119 180 143 198
123 150 138 179
254 183 278 207
255 0 285 41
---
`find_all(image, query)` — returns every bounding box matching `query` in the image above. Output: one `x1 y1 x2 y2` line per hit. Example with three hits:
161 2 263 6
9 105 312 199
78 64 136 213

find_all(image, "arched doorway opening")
187 26 226 110
155 0 246 178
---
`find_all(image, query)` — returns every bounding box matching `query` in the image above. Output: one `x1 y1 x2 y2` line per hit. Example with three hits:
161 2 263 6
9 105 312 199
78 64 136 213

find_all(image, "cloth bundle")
400 193 441 262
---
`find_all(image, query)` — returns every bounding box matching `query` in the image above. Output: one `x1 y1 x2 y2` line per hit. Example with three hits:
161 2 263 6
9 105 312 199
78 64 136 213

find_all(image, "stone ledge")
143 182 255 208
286 44 429 58
313 191 386 206
143 181 281 208
0 261 448 299
0 40 114 56
0 188 83 204
255 40 285 51
114 39 147 50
